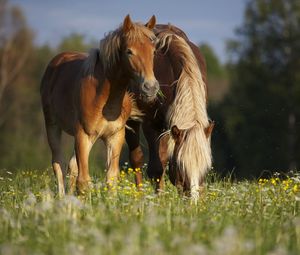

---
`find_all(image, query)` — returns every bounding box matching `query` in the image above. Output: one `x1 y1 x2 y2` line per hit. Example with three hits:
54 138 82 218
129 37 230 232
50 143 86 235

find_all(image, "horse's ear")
204 121 215 138
145 15 156 30
123 14 133 33
171 125 180 140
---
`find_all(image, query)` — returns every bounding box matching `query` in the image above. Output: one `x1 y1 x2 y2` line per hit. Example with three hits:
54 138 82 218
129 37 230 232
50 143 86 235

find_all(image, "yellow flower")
210 192 217 197
258 178 268 185
293 184 299 193
282 180 289 191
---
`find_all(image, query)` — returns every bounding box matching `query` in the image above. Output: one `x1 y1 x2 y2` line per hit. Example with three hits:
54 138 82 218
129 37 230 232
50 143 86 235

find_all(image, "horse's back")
41 52 87 134
41 52 87 95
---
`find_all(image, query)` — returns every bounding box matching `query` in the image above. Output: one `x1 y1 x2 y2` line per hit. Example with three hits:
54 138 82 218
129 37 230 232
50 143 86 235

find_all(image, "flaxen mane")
158 32 212 197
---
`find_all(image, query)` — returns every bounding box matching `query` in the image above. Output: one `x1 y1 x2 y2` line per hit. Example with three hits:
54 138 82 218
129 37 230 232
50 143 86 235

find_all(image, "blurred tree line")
0 0 299 179
0 0 106 173
209 0 300 178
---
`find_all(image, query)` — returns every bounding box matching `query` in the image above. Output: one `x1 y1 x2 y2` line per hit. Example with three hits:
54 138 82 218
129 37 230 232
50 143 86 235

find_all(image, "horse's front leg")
105 128 125 189
158 133 170 189
142 122 168 192
75 128 94 195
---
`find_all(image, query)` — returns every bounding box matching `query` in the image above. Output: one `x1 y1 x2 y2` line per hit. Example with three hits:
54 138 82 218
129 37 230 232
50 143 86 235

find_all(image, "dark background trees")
210 0 300 178
0 0 299 179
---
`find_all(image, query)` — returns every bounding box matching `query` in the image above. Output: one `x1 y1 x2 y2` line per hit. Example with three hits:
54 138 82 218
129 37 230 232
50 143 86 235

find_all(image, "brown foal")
41 15 159 196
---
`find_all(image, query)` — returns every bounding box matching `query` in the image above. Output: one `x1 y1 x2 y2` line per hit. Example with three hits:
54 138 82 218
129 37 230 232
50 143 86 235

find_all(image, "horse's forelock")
125 22 156 42
171 125 212 184
99 23 156 73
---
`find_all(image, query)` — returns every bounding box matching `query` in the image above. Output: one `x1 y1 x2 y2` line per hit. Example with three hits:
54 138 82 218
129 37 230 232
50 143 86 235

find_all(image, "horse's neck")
167 45 183 80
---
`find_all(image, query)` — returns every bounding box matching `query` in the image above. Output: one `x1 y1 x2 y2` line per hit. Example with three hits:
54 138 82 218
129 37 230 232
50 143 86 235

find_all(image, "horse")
40 15 159 197
125 24 214 199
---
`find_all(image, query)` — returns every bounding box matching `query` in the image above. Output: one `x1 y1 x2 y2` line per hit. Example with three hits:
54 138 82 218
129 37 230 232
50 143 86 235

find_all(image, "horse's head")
168 121 214 198
121 15 159 103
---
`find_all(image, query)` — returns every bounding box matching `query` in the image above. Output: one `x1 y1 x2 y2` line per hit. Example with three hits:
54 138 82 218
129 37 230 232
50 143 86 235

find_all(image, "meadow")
0 167 300 255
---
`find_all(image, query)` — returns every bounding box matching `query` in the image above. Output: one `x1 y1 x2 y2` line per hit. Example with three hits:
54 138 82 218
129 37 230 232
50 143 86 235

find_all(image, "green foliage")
211 0 300 177
0 3 101 171
199 43 230 102
199 43 225 79
0 170 300 254
58 33 95 52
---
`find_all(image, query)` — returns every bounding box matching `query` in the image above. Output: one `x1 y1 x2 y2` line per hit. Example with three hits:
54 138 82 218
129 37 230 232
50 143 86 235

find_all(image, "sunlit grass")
0 168 300 254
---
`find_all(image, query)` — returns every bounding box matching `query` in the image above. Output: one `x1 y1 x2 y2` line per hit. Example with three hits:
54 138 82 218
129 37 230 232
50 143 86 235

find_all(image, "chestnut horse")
41 15 159 196
126 24 214 199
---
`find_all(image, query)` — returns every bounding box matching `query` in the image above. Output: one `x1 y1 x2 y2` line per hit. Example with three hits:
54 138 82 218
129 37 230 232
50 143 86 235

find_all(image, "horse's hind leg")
45 124 65 197
125 120 144 188
74 129 94 195
67 153 78 195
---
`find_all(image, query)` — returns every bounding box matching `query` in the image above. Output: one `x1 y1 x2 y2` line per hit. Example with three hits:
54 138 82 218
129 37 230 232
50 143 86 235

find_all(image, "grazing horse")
41 15 159 196
126 24 214 199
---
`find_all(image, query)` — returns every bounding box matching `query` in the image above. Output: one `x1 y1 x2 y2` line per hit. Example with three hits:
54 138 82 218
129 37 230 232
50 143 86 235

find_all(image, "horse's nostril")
143 82 151 91
142 82 154 93
142 80 159 98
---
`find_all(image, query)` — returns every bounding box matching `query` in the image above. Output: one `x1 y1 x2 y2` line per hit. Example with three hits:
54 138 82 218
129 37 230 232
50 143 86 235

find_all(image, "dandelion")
271 178 277 186
293 184 299 193
282 180 290 191
258 178 268 185
210 192 217 198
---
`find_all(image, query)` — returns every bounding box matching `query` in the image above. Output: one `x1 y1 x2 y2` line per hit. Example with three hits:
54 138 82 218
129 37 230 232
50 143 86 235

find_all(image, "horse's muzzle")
140 80 159 102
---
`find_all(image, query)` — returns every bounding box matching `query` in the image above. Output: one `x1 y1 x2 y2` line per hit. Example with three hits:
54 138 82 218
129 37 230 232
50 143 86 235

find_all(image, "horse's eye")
126 49 133 56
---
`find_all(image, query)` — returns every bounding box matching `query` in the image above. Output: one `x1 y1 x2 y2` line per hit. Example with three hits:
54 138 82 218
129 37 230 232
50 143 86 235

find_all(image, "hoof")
57 186 65 198
76 179 93 196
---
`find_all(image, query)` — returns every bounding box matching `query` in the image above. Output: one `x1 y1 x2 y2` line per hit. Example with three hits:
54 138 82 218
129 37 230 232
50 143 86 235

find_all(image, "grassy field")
0 168 300 255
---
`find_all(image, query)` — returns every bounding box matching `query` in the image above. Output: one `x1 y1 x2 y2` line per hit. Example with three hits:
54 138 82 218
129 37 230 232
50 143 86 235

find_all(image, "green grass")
0 168 300 255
